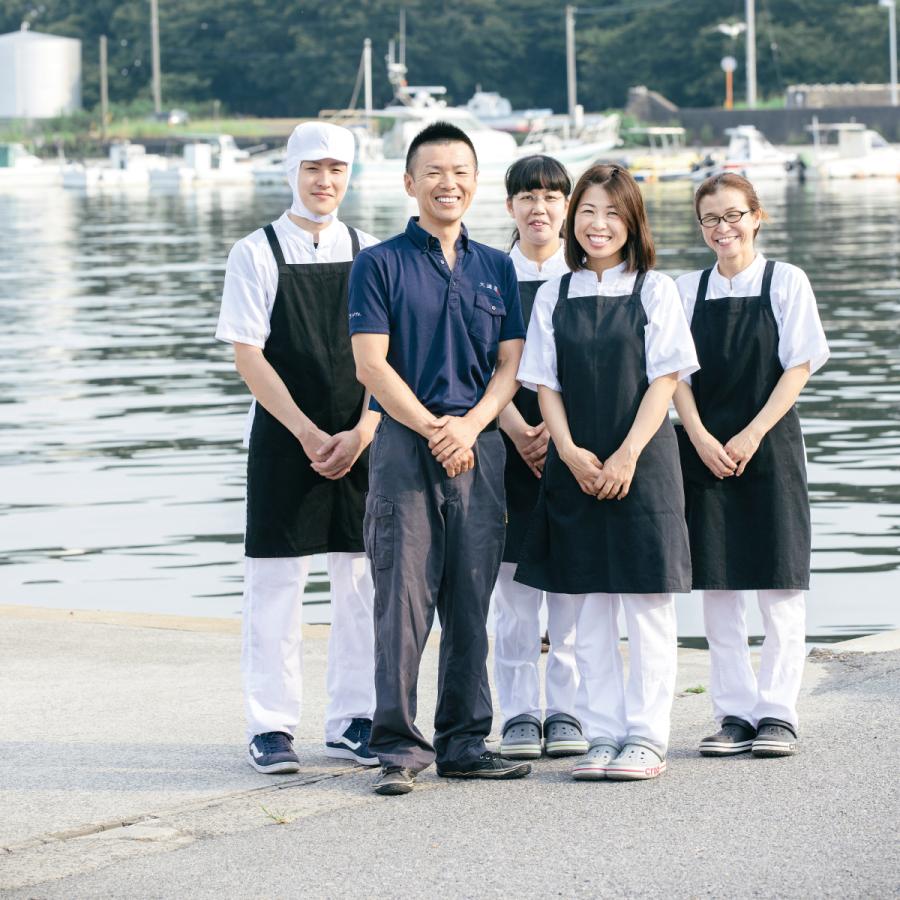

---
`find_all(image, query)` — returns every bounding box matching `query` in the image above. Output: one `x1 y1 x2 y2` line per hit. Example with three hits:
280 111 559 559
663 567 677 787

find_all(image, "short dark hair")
694 172 768 237
405 121 478 173
505 154 572 199
564 163 655 273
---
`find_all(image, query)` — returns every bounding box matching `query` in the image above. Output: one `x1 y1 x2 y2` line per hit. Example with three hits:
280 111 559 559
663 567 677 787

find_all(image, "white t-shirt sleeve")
517 279 562 392
215 237 276 348
773 264 830 374
643 273 700 383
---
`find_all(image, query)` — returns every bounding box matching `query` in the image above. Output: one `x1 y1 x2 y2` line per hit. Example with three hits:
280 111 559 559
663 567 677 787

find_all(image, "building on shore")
0 25 81 119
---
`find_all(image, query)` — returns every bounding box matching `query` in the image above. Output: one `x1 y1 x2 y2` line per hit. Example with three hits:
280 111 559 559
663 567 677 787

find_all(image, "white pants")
492 562 581 726
241 552 375 743
703 589 806 730
572 592 678 753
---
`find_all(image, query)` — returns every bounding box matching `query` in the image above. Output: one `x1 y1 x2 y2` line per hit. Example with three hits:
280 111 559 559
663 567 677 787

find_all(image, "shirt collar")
509 241 567 280
711 252 766 294
280 210 342 250
405 217 470 253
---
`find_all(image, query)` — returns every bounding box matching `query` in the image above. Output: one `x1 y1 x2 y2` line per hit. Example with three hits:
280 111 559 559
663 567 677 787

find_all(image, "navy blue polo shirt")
348 217 525 416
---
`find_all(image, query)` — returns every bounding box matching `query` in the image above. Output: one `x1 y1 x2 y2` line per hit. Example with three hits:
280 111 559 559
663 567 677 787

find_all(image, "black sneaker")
325 717 379 766
752 718 798 757
436 751 532 779
373 766 416 795
698 716 757 756
247 731 301 774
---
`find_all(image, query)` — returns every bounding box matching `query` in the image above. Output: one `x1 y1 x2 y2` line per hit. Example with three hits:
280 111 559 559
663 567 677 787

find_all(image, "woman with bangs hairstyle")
494 156 589 762
674 173 829 761
515 164 698 782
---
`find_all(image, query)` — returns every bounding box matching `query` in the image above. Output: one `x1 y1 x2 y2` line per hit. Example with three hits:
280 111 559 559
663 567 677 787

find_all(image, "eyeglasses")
698 209 752 228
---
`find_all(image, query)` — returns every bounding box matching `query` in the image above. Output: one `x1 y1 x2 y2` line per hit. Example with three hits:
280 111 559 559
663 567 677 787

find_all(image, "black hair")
505 154 572 199
405 121 478 173
505 154 572 247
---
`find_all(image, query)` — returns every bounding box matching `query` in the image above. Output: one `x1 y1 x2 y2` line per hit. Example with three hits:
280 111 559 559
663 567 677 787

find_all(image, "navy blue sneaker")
325 717 379 766
247 731 300 774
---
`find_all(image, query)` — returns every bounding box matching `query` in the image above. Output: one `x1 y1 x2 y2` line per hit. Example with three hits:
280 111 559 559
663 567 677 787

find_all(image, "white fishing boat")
806 122 900 179
149 135 254 188
691 125 803 181
63 142 167 190
0 143 65 189
465 89 553 134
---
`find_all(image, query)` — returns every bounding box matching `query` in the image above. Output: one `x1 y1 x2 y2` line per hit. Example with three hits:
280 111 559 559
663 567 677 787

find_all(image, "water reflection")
0 178 897 638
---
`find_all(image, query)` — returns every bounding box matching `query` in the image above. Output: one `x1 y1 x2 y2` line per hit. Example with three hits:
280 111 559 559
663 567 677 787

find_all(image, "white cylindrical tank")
0 26 81 118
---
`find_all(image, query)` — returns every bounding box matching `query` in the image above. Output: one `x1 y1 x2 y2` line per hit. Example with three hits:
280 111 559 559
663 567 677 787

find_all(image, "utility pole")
565 5 577 124
150 0 162 115
99 34 109 140
363 38 373 123
880 0 898 106
745 0 757 108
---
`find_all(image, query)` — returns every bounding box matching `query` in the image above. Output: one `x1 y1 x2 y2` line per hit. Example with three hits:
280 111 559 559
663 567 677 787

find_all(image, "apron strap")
558 272 573 304
631 270 647 297
262 224 286 268
760 259 776 304
696 267 713 305
348 226 361 259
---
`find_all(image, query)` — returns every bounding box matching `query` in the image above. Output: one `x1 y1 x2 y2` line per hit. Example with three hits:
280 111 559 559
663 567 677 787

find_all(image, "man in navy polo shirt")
349 122 530 795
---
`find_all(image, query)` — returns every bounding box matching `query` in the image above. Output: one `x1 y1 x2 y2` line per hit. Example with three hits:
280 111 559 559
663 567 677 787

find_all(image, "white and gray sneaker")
572 739 620 781
605 740 667 781
499 714 543 759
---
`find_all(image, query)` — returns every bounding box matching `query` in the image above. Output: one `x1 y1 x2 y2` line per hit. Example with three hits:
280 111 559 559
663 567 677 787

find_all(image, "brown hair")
694 172 769 237
564 164 655 273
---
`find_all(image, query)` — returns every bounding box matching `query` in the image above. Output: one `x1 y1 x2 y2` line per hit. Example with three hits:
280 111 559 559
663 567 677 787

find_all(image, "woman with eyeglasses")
673 173 829 761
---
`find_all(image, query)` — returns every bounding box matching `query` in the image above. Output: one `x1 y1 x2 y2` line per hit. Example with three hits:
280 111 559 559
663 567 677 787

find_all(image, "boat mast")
565 5 577 128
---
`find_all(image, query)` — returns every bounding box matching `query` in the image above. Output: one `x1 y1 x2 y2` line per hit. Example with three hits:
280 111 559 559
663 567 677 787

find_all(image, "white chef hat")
284 122 356 222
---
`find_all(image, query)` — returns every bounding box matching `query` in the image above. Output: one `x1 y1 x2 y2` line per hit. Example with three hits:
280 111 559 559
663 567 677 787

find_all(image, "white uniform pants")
572 592 677 753
241 552 375 743
492 562 581 726
703 589 806 730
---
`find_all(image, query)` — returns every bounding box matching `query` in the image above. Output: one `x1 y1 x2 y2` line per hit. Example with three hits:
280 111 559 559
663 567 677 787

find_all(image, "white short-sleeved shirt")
517 263 699 392
509 241 570 283
216 211 379 443
675 254 829 383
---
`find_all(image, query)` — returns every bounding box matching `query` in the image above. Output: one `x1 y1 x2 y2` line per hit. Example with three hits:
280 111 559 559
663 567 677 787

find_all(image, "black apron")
676 260 811 590
501 279 543 564
245 223 368 558
515 272 691 595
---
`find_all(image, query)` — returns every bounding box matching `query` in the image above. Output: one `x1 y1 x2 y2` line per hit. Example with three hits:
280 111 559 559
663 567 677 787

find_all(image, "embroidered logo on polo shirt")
479 282 502 296
348 311 362 319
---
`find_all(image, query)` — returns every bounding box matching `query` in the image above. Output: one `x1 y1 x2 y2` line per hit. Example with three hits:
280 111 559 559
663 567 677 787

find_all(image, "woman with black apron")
516 165 698 781
493 156 588 762
674 173 829 759
216 123 381 774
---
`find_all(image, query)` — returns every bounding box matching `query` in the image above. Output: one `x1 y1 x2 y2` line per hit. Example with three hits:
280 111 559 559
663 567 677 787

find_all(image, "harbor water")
1 178 898 641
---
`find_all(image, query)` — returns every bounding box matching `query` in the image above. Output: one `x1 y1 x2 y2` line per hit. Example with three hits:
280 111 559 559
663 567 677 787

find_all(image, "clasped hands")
299 423 367 480
561 444 637 501
426 415 482 477
692 425 762 479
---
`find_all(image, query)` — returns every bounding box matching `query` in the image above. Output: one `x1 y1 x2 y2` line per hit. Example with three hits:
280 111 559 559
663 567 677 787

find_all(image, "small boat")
806 122 900 179
63 141 167 190
0 142 65 190
691 125 803 181
465 89 553 134
623 127 702 182
149 135 254 188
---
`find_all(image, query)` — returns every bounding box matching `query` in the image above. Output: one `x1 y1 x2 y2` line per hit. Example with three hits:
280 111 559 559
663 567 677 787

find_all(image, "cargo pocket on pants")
372 496 394 570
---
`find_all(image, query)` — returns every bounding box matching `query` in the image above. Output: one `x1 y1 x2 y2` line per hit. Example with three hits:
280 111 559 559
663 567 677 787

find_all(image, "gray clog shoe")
544 713 589 757
605 739 667 780
752 718 798 757
499 714 542 759
572 739 620 781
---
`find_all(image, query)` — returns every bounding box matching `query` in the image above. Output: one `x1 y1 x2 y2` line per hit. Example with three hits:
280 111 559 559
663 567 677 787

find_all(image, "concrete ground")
1 604 898 899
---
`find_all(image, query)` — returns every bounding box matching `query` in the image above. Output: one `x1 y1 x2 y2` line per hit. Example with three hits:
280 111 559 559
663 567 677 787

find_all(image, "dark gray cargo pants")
364 416 507 771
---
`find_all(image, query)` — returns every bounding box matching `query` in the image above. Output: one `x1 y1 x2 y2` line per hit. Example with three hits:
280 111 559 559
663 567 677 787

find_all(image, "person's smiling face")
573 183 628 271
507 188 568 253
404 141 478 231
697 186 761 271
